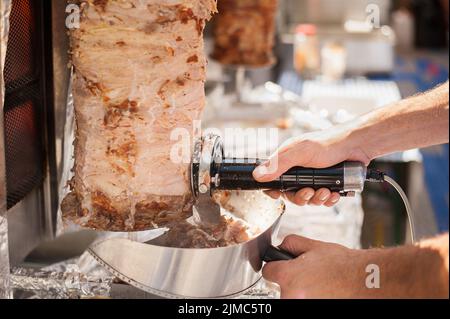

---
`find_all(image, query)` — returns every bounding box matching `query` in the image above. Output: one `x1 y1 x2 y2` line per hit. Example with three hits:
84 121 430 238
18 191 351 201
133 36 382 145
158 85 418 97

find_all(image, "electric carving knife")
191 134 370 224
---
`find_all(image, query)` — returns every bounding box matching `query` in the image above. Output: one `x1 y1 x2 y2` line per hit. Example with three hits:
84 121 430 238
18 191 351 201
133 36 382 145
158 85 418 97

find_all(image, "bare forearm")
347 82 449 161
362 234 449 298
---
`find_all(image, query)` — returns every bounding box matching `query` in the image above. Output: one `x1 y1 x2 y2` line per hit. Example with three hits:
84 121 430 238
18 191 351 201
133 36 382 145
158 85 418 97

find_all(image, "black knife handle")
214 159 349 193
263 245 296 262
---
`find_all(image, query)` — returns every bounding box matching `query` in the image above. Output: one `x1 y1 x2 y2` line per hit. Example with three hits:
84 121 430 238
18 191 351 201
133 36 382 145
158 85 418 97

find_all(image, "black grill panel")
4 94 44 208
3 0 46 209
4 0 37 90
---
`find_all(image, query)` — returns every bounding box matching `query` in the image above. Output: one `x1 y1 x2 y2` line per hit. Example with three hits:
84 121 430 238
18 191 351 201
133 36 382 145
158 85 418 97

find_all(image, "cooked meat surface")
62 0 217 231
212 0 278 66
163 216 251 248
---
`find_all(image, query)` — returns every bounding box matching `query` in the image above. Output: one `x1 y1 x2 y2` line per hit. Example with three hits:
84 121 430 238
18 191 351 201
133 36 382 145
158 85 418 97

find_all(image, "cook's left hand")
265 234 450 299
263 235 368 299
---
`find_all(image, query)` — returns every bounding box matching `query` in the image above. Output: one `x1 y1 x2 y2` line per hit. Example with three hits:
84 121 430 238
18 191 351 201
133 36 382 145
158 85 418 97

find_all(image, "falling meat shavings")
162 215 253 249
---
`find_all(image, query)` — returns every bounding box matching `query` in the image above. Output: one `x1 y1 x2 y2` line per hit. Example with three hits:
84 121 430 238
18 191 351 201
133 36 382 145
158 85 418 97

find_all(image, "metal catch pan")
89 191 285 298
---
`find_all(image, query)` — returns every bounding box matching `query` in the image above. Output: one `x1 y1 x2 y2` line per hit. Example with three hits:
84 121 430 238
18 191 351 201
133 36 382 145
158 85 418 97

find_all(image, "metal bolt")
211 174 220 188
199 184 208 194
336 180 341 185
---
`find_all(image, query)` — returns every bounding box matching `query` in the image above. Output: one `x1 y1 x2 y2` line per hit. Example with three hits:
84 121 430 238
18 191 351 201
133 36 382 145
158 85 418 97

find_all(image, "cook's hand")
263 235 368 299
264 234 450 299
253 128 371 206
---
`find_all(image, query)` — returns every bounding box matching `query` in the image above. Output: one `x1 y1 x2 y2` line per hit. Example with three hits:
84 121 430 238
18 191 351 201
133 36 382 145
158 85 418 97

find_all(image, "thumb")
279 235 319 257
253 151 299 183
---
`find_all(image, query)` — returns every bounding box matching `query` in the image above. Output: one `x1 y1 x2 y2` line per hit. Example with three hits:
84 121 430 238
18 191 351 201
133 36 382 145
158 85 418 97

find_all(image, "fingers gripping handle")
213 159 366 195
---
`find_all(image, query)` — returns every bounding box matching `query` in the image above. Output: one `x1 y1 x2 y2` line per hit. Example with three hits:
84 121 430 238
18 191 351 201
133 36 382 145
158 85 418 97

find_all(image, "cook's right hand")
253 128 371 207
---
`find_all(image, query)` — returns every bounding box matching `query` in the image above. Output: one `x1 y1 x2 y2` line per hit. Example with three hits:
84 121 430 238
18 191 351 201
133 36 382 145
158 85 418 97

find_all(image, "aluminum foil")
56 77 76 236
0 217 11 299
238 281 280 299
11 259 113 299
0 0 12 300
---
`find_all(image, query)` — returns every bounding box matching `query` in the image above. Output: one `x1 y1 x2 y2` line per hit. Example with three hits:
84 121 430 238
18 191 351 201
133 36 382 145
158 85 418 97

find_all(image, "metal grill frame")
3 0 47 209
3 0 46 209
2 0 59 265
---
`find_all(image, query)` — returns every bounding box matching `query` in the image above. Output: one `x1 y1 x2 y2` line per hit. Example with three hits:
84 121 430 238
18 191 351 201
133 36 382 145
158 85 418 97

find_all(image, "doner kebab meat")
62 0 217 231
